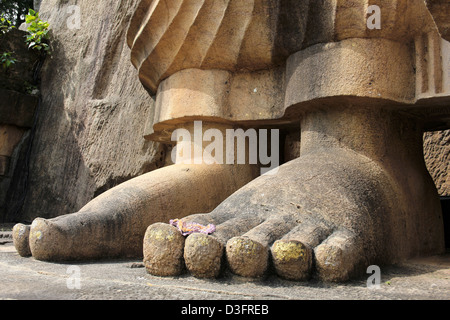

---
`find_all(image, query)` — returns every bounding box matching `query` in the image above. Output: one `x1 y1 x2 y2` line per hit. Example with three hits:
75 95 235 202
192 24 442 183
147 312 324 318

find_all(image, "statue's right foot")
13 162 257 261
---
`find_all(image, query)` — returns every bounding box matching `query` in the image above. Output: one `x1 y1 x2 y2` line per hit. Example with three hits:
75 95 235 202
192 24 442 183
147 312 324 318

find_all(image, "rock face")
427 0 450 42
0 28 39 222
424 130 450 197
5 0 162 222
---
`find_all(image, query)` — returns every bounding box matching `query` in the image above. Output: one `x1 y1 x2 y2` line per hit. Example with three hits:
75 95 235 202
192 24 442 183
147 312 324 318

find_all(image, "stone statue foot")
13 163 258 261
143 107 445 282
144 152 382 281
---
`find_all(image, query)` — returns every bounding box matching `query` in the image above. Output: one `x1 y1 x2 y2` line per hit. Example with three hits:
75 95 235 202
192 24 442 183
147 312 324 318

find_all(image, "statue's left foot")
143 152 373 281
143 108 445 282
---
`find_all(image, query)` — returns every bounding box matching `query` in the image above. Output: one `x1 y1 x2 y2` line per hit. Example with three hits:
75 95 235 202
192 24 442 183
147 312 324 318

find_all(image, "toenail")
35 231 43 240
272 241 308 263
184 234 224 278
226 237 268 278
148 228 177 242
18 225 26 236
229 237 261 255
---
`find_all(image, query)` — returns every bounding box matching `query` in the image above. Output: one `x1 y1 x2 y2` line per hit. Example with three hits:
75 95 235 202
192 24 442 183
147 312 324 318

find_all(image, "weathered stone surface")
0 125 27 211
143 223 186 276
8 0 163 222
0 125 27 159
0 89 38 128
12 223 31 257
128 0 440 96
427 0 450 42
130 1 450 141
315 0 438 44
27 162 257 261
424 130 450 197
128 0 309 93
184 233 224 278
0 156 9 177
0 27 39 223
146 107 445 282
285 37 416 106
1 131 31 222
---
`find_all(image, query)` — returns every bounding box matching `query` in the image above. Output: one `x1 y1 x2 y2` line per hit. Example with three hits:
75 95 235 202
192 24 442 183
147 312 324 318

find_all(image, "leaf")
25 15 36 24
23 11 51 54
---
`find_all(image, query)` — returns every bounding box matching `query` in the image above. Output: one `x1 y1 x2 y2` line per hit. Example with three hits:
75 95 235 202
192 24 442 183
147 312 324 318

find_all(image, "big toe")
143 223 186 276
29 218 67 261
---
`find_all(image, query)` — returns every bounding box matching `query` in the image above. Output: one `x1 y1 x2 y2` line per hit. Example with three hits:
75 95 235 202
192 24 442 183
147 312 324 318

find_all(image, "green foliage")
24 8 50 53
0 13 16 34
0 0 34 26
0 6 50 78
0 14 17 69
1 51 17 69
24 80 37 94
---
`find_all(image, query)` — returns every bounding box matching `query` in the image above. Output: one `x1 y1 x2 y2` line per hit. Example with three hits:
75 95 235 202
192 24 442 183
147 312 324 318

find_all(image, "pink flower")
169 219 216 236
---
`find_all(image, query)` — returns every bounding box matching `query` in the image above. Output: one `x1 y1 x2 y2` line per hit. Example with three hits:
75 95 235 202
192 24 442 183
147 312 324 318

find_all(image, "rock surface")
6 0 163 222
424 130 450 197
0 28 39 222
